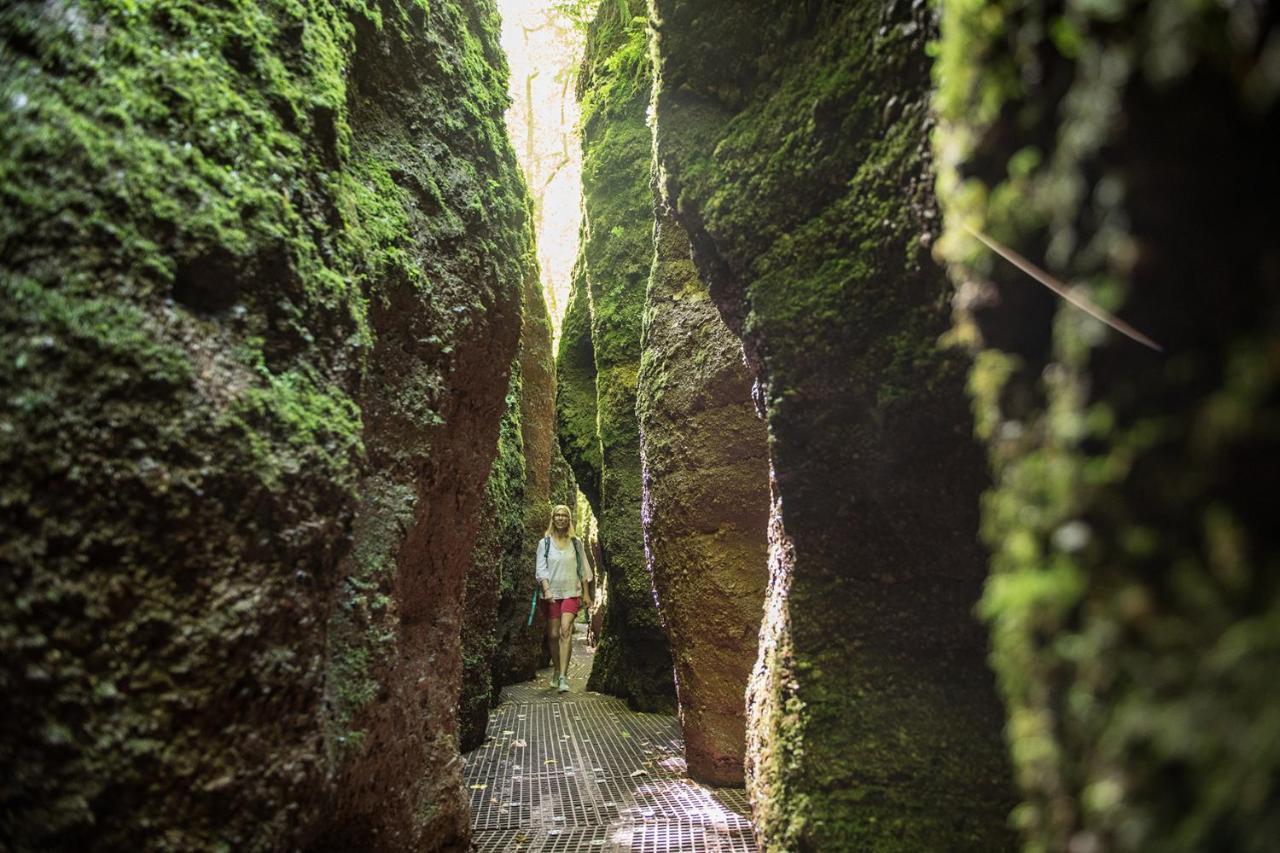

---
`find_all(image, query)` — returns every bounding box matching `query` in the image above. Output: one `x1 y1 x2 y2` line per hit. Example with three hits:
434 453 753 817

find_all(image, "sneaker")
558 676 569 694
549 673 559 689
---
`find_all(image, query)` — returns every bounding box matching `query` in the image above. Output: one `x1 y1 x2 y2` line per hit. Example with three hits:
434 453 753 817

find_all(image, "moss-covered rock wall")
550 445 579 512
0 1 527 849
935 3 1280 850
461 368 526 752
637 204 770 785
649 0 1016 847
573 0 675 713
490 243 558 695
555 248 603 514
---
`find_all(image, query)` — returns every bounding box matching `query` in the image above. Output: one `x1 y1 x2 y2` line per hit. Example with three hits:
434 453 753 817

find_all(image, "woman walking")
536 504 593 693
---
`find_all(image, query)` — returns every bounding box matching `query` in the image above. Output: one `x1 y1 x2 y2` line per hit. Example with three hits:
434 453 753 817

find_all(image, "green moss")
1 0 529 847
935 1 1280 850
556 247 603 512
573 0 675 713
651 0 1016 847
324 476 416 762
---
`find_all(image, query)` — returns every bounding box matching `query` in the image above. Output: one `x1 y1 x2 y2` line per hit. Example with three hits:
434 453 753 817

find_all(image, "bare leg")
546 612 560 679
558 611 575 681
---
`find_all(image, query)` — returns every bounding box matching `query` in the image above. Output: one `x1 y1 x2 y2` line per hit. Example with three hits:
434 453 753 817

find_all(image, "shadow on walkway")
463 624 757 852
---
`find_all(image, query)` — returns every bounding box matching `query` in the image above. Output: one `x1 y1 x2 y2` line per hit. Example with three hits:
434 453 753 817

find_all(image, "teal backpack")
526 536 583 626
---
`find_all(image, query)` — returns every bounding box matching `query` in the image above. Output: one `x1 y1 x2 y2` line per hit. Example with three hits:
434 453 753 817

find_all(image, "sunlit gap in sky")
497 0 584 349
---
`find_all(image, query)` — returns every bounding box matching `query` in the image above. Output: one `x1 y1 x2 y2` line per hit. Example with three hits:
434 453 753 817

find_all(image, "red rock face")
498 264 558 685
320 285 521 850
638 210 771 786
305 2 530 850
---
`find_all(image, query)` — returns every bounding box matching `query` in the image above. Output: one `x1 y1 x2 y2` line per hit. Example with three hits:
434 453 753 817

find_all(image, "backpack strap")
544 536 585 587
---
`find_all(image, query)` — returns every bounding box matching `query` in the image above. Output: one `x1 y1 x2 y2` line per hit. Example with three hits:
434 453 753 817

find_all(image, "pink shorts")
542 596 581 620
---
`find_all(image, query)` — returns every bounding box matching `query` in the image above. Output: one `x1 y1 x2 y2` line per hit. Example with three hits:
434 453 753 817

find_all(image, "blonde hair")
544 504 576 539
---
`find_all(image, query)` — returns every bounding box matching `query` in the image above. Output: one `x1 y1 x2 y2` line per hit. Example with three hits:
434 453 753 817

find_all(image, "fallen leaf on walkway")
629 769 647 777
470 784 486 790
620 731 630 739
510 739 527 748
544 759 556 766
502 730 514 735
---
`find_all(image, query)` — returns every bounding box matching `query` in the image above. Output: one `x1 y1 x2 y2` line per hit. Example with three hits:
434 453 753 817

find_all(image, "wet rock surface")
637 208 770 786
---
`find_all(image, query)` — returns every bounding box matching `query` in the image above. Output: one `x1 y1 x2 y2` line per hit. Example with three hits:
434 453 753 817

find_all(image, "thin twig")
964 223 1164 353
540 156 570 191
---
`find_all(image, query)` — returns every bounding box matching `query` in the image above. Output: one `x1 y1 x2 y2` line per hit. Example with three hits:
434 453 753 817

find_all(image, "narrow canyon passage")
2 0 1276 851
463 625 756 852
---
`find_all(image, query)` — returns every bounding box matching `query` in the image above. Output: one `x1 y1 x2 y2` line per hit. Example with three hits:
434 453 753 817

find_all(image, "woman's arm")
576 539 593 606
535 539 551 595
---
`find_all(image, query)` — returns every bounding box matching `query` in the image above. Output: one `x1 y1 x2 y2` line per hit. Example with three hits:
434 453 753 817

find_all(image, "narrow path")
463 625 757 852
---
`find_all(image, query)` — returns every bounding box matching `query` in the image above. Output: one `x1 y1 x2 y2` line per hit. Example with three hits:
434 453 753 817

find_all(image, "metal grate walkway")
463 625 757 852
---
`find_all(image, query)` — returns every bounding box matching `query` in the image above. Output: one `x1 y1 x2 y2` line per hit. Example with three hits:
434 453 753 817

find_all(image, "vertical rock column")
315 2 528 849
637 206 770 785
0 0 526 850
556 251 604 515
461 367 527 751
575 0 675 712
935 2 1280 849
650 0 1015 848
489 250 558 695
555 254 602 661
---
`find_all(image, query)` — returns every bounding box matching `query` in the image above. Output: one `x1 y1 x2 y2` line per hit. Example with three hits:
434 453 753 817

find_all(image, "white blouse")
535 536 593 600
